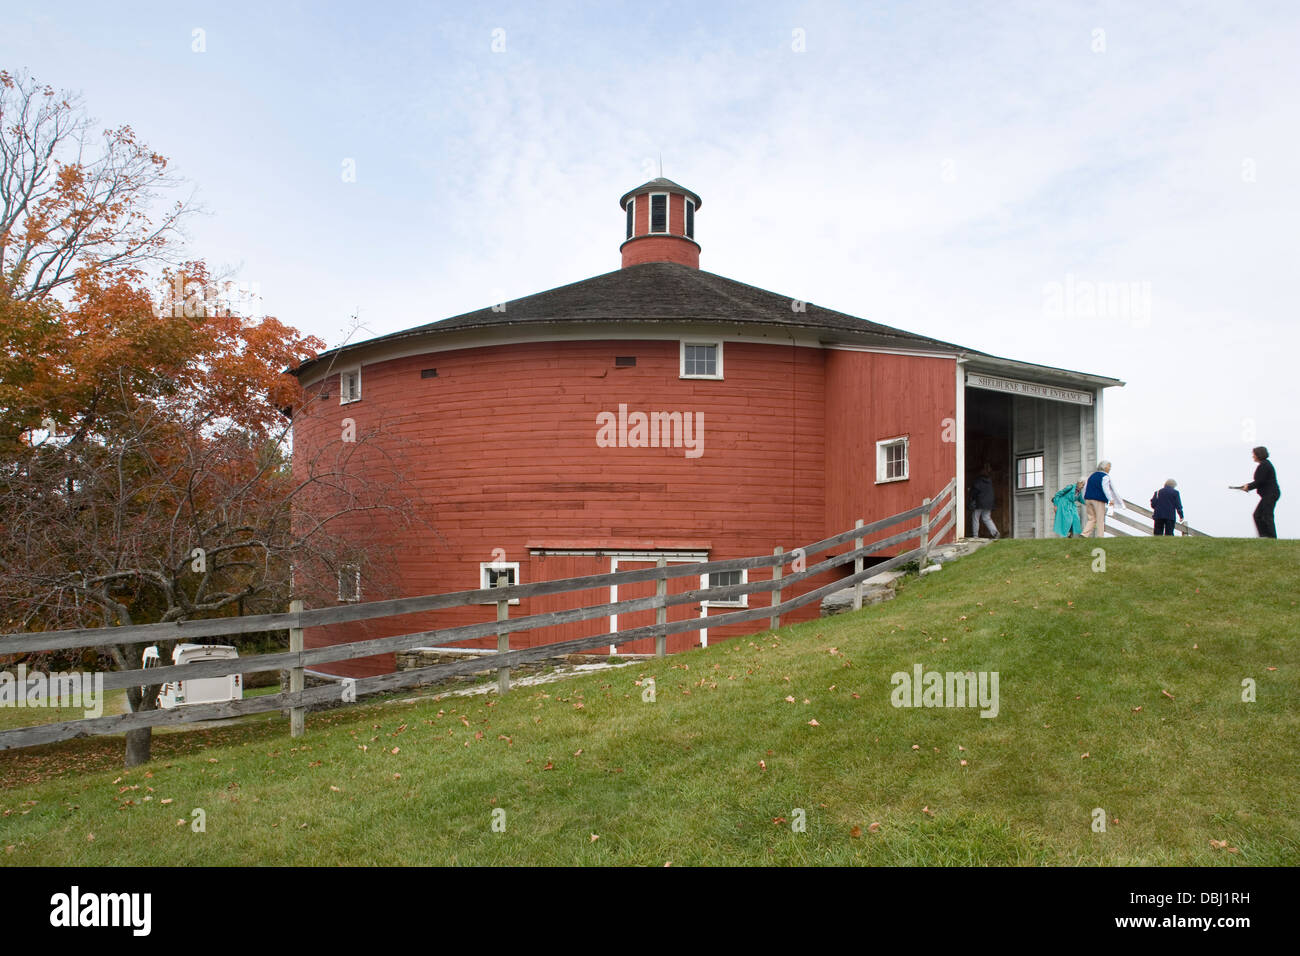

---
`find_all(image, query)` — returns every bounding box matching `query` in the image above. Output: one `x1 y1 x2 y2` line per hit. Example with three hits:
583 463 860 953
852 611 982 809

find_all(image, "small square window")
650 194 667 233
680 341 722 379
702 568 747 608
339 367 362 404
876 437 909 483
1017 454 1045 490
479 562 520 605
338 565 361 602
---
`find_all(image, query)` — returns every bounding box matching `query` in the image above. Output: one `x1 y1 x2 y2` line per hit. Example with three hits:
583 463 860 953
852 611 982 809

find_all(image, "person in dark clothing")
1233 446 1280 538
1150 479 1184 536
969 466 999 539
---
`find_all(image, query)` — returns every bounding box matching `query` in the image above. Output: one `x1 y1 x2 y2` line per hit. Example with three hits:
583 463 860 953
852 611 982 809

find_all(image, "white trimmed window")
1016 453 1045 490
680 341 723 379
479 562 520 605
339 367 362 404
876 436 909 483
338 565 361 603
701 568 747 608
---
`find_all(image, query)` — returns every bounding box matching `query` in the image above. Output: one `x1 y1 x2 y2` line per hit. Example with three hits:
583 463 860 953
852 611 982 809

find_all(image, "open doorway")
964 389 1013 539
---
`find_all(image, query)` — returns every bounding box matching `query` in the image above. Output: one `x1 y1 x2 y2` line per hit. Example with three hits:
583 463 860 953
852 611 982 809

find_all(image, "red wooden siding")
824 350 958 553
293 338 834 677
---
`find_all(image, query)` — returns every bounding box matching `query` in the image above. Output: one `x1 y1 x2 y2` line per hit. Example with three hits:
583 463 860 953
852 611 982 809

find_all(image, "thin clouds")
3 0 1295 534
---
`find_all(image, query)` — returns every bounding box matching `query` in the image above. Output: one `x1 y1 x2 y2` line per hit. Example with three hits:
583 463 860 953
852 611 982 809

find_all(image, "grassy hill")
2 537 1296 865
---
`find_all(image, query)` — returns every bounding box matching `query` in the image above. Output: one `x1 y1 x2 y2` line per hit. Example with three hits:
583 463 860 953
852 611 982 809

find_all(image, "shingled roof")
292 262 981 377
618 178 702 209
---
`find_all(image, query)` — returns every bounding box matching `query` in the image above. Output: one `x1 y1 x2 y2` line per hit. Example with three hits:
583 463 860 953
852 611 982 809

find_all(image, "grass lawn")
1 537 1296 865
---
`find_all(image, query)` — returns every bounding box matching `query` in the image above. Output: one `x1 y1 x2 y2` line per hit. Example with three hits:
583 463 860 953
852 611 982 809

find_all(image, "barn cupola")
619 177 702 269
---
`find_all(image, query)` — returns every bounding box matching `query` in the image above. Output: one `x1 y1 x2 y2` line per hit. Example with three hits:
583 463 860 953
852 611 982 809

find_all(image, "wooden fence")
0 480 957 752
1110 498 1210 537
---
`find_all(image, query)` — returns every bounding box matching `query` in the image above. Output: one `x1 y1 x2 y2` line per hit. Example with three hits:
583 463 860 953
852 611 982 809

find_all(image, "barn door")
610 558 703 655
964 389 1013 538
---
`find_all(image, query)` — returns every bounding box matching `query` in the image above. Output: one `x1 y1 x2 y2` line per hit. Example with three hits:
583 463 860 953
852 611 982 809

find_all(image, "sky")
4 0 1297 537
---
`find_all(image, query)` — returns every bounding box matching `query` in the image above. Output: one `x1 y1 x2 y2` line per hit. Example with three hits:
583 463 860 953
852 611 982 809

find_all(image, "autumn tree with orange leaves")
0 70 413 767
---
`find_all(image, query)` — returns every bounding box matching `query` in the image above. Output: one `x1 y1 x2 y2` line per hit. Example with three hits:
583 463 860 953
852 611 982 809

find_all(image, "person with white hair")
1081 461 1122 537
1150 479 1184 535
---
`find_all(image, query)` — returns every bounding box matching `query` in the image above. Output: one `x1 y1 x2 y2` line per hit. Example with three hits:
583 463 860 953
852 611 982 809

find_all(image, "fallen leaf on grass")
1161 690 1175 700
542 762 554 771
912 744 920 751
1081 752 1090 759
1132 706 1142 712
573 749 583 757
807 719 820 727
960 760 968 766
758 760 767 771
772 817 787 825
868 822 881 833
850 826 862 838
590 834 599 843
329 786 340 792
784 696 795 703
921 806 934 817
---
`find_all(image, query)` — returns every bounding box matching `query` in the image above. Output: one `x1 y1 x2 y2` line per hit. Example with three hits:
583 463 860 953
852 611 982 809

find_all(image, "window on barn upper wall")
626 198 635 239
338 565 361 603
479 562 520 605
339 367 361 404
650 193 667 233
1016 453 1045 490
685 199 695 239
875 437 909 483
702 568 747 608
680 341 722 379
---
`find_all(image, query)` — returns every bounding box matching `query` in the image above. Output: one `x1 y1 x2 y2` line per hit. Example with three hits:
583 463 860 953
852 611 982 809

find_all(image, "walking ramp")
820 537 991 617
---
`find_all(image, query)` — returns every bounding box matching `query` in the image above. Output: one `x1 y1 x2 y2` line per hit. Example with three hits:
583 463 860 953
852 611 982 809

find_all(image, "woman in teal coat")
1052 480 1085 537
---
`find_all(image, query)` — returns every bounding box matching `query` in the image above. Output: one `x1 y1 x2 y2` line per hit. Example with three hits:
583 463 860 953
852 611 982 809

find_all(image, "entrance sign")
966 372 1093 406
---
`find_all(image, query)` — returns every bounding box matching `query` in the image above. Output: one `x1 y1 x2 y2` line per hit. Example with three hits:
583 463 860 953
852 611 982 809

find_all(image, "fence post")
853 518 864 611
289 599 304 739
655 555 667 658
770 546 783 631
495 577 511 694
920 497 932 567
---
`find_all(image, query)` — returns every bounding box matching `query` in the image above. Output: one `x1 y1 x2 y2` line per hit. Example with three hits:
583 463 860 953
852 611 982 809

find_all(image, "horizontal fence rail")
1114 498 1209 537
0 480 958 752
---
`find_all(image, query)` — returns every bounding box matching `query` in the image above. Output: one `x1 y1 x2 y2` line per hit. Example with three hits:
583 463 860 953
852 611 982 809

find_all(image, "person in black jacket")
969 466 1000 539
1233 446 1280 538
1150 479 1184 535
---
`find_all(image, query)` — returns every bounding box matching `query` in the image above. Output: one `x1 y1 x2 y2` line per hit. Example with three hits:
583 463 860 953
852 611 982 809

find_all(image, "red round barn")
289 177 1118 678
